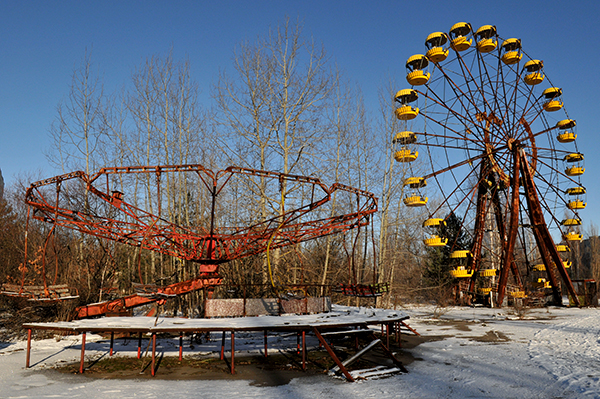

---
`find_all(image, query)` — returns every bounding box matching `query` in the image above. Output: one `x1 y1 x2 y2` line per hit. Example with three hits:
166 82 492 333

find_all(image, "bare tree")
47 49 105 176
213 17 337 285
585 223 600 284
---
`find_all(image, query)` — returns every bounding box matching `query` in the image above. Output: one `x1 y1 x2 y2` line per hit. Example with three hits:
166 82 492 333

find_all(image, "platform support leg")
386 323 390 348
26 329 32 368
302 330 306 370
220 331 225 360
179 332 183 361
79 332 86 374
137 333 142 359
230 331 235 374
151 333 156 377
110 331 114 356
264 330 268 358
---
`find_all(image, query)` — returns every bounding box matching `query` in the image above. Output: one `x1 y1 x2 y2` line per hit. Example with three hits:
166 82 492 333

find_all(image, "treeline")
0 19 444 316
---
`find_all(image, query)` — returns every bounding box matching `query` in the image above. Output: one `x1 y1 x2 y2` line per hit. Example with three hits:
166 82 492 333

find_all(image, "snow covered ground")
2 304 599 398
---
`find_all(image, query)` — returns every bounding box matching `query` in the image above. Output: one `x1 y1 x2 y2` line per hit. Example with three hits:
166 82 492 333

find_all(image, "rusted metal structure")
3 165 377 317
393 22 585 306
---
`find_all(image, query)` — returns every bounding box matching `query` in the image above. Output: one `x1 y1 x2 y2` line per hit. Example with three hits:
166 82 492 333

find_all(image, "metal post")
386 323 390 348
220 331 225 360
230 331 235 374
110 331 114 356
26 329 32 368
79 332 86 374
302 330 306 370
264 330 268 357
179 332 183 361
137 332 142 359
151 333 156 377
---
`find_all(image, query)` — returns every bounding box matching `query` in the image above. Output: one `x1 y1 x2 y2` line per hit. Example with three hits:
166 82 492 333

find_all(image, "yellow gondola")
542 87 563 112
479 287 493 294
449 22 472 51
563 261 572 268
567 199 587 210
404 195 428 207
450 250 471 258
557 132 577 143
565 187 586 195
556 244 571 252
394 89 419 120
403 177 427 188
406 54 430 86
450 266 473 278
523 60 544 85
565 231 583 241
533 278 551 289
475 25 497 53
500 38 522 65
565 166 585 176
510 291 527 298
425 32 449 63
561 218 582 226
557 119 576 129
423 218 445 228
395 106 419 120
534 264 546 271
479 269 497 277
556 119 577 143
394 148 418 162
424 235 448 247
564 153 584 163
393 131 418 145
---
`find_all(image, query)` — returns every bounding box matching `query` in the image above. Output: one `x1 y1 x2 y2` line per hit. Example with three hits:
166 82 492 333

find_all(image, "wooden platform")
23 306 409 381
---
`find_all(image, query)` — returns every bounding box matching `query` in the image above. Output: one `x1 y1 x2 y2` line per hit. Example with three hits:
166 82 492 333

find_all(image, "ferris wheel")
393 23 585 306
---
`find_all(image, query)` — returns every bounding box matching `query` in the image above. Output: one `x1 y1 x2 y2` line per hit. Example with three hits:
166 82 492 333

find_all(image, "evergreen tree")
423 212 471 291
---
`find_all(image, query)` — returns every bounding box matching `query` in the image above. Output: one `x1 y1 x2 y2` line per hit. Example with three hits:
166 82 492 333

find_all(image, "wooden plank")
366 329 407 373
320 328 371 337
329 338 381 374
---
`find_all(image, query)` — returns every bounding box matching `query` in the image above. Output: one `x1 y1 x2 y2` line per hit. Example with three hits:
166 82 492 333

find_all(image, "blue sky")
1 0 599 231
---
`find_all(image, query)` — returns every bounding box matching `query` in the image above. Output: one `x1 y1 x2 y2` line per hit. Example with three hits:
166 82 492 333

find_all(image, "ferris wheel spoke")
418 138 483 152
422 149 499 180
420 86 488 142
430 61 500 139
428 161 484 219
416 126 486 148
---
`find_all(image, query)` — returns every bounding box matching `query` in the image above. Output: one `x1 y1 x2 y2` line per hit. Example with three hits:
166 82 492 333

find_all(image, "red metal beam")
468 162 490 294
73 274 222 319
519 150 580 306
312 327 355 382
496 147 521 306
